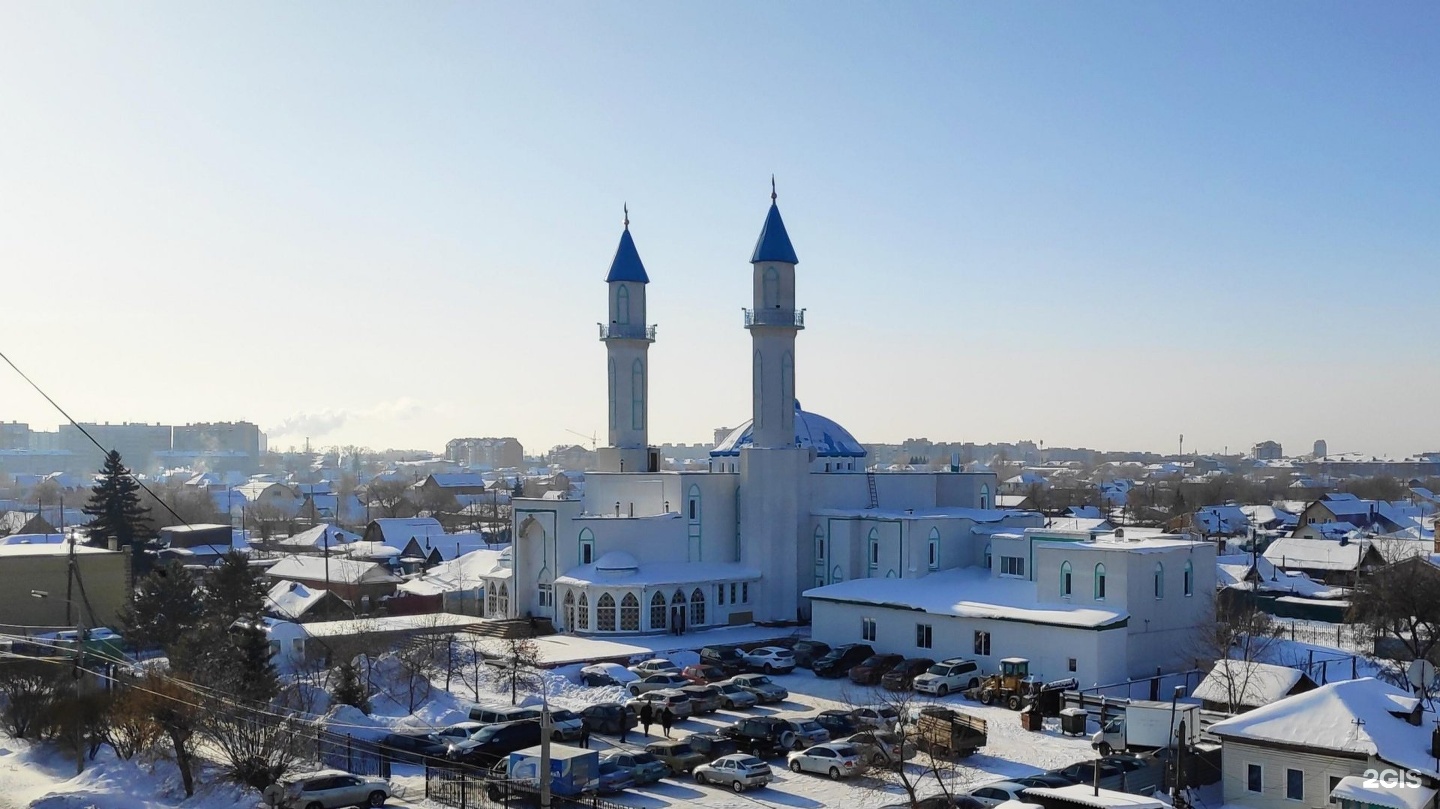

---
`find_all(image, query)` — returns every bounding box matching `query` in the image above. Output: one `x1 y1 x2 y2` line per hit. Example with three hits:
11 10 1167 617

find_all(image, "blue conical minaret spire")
606 204 649 283
751 176 799 264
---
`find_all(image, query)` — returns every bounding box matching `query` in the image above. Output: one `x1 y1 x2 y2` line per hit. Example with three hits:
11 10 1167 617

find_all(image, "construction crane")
565 428 598 451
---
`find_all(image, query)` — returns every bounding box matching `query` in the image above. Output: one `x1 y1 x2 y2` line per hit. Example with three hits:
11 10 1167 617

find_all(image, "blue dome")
710 401 867 458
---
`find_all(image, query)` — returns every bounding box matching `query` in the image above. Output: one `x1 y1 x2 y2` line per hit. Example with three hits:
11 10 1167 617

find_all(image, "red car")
682 664 730 684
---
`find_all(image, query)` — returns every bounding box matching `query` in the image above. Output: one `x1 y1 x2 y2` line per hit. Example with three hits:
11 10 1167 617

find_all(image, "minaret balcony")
743 308 805 329
598 323 657 341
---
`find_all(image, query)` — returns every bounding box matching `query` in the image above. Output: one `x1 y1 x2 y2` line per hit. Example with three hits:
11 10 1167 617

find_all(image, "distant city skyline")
2 4 1437 459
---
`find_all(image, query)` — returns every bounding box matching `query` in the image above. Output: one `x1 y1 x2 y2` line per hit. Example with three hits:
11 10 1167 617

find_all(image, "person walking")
580 724 591 749
639 703 654 737
619 714 630 744
660 706 674 738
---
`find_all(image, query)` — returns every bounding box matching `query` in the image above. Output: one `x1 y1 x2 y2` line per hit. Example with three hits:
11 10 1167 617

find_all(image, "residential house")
1263 536 1385 585
264 580 354 622
0 512 57 536
395 546 510 616
263 555 401 612
1191 660 1317 713
235 481 303 518
362 517 445 548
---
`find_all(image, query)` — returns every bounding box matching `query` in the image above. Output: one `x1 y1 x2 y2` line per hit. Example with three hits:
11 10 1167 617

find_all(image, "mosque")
489 189 1042 636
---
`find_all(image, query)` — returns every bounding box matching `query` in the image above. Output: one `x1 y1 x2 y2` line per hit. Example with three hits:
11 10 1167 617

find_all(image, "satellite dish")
1407 660 1436 691
262 784 284 807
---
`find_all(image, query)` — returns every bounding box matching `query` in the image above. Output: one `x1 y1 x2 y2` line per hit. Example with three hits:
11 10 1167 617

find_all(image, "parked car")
596 758 635 794
718 716 793 758
548 709 585 741
743 646 796 674
469 705 542 725
880 797 985 809
791 640 832 669
681 664 729 684
1011 774 1075 790
966 781 1031 807
580 662 638 687
378 732 450 765
693 754 773 793
455 720 543 766
628 672 692 695
700 646 748 676
852 705 902 730
787 742 863 779
1048 760 1126 790
849 653 905 685
714 681 760 710
728 673 788 703
882 657 935 691
435 721 483 743
281 770 391 809
687 732 740 762
629 658 681 677
912 657 985 697
580 703 636 735
626 689 694 719
779 718 830 750
813 709 861 739
679 684 724 714
645 739 707 774
843 730 914 767
812 643 874 678
1094 754 1164 795
601 750 670 785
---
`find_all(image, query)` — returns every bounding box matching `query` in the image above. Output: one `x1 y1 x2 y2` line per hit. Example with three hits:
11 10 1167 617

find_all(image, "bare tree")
1188 598 1286 713
136 672 202 797
365 480 413 519
839 685 981 808
1349 555 1440 665
496 636 543 706
0 658 61 739
247 501 290 544
102 683 161 760
390 630 447 713
202 705 306 791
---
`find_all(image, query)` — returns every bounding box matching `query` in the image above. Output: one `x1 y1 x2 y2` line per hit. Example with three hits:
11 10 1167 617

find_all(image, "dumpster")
1060 707 1088 736
1020 706 1043 732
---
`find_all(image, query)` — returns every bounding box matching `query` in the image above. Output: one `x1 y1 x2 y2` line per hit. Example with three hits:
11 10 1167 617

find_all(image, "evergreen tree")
225 624 279 704
511 477 524 498
82 450 154 558
330 660 370 714
203 551 266 629
117 562 202 652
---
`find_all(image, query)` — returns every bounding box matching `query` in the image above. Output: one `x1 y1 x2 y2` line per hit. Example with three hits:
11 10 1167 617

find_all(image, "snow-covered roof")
814 507 1034 523
0 533 65 546
265 580 336 620
407 547 511 593
424 473 489 489
341 541 402 559
557 560 761 588
711 401 865 458
0 542 113 557
274 524 361 550
1209 678 1429 772
1264 536 1372 570
365 517 445 544
1191 660 1308 708
803 566 1128 629
1332 775 1437 809
594 551 638 571
1019 785 1166 809
302 612 481 638
265 555 401 586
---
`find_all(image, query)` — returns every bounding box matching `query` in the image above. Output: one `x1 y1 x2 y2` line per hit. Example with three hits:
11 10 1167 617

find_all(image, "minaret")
738 181 808 624
597 206 657 473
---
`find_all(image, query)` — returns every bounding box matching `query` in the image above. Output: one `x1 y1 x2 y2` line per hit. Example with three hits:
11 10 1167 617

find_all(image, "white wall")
1220 739 1364 809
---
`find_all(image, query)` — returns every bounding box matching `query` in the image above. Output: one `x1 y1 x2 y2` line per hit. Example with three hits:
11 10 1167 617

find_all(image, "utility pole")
539 680 552 809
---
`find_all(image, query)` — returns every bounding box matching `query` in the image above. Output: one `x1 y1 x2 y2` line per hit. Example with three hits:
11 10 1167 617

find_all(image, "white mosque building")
487 190 1043 634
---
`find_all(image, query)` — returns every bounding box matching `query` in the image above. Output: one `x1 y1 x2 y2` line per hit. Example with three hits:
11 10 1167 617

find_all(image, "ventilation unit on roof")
1114 528 1125 539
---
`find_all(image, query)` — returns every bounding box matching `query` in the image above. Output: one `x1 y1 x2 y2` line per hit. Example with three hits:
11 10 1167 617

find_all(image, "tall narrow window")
781 352 794 414
1095 563 1107 600
741 582 749 603
563 591 575 630
607 359 616 430
916 623 933 649
752 351 763 430
615 284 630 325
974 630 991 656
861 617 877 642
1061 561 1073 597
980 483 990 510
689 588 706 626
814 526 826 564
579 528 594 566
650 592 667 630
763 266 779 309
631 359 645 430
1286 769 1303 801
596 593 616 632
983 543 991 570
1154 562 1165 599
620 593 640 631
868 528 880 570
497 582 509 616
1184 560 1194 597
928 528 940 570
577 593 589 630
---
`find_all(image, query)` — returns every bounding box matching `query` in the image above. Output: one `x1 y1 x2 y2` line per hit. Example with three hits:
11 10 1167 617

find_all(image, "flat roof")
1022 785 1167 809
0 542 117 557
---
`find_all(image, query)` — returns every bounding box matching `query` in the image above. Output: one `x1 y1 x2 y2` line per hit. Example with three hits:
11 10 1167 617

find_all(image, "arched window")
752 352 763 429
579 528 595 566
831 564 844 583
631 359 645 430
1061 561 1073 597
980 483 990 510
607 359 616 430
1094 564 1107 600
563 591 575 631
1184 560 1194 597
486 581 497 616
596 593 616 632
497 582 510 616
983 542 992 570
615 284 631 325
867 527 880 570
650 592 667 630
577 593 589 631
928 527 941 570
814 526 826 563
690 588 706 626
763 266 779 308
781 352 794 414
620 593 640 631
687 485 701 522
537 566 552 608
1154 563 1165 599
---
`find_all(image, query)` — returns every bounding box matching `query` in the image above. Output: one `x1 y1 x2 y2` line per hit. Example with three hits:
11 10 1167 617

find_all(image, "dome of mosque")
710 401 867 458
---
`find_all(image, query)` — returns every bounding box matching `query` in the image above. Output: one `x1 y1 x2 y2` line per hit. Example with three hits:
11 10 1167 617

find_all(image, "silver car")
780 718 830 750
714 681 760 710
786 742 863 779
728 674 788 703
282 770 390 808
694 754 773 793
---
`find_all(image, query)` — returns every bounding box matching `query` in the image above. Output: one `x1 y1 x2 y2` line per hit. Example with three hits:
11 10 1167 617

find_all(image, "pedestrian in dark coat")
580 724 591 748
639 703 654 736
619 715 630 744
660 707 674 738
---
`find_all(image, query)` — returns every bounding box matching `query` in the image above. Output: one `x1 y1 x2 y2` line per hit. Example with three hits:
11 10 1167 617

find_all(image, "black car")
812 709 860 739
717 717 792 759
456 720 543 766
687 731 740 762
378 732 451 765
812 643 874 678
699 646 747 676
581 703 637 735
1013 774 1076 790
791 640 832 669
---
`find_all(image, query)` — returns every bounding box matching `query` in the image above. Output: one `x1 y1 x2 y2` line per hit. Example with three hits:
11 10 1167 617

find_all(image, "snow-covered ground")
0 736 257 809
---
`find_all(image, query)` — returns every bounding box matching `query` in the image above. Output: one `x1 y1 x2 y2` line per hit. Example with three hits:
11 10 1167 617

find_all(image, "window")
1154 562 1165 599
577 593 589 630
718 584 725 606
650 592 666 630
1000 555 1026 577
974 630 990 656
730 583 738 604
928 528 940 570
1094 563 1107 600
1061 561 1073 597
620 593 640 632
916 623 933 649
496 582 509 616
565 591 577 630
1329 776 1342 804
1068 658 1077 672
741 583 749 603
689 499 697 519
615 284 630 325
579 529 594 566
538 583 552 608
980 483 990 510
983 542 992 570
781 352 794 410
868 528 880 569
689 588 706 626
631 359 645 430
1286 768 1303 801
752 352 763 429
861 617 877 642
596 593 616 632
1184 560 1194 597
1247 764 1263 794
607 359 616 430
815 527 826 563
763 266 779 308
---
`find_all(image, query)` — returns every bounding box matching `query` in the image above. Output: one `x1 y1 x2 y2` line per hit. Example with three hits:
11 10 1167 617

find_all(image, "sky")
1 3 1438 459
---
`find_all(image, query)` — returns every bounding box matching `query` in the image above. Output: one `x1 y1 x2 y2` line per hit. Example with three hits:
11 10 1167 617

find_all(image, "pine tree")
331 660 370 714
511 477 524 498
117 562 202 652
82 450 154 557
203 551 266 629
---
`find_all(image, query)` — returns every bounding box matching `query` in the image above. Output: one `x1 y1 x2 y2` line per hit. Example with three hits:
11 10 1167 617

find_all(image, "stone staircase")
461 616 556 640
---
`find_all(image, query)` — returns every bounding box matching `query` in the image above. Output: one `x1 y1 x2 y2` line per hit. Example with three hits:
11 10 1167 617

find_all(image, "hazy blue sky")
1 3 1437 459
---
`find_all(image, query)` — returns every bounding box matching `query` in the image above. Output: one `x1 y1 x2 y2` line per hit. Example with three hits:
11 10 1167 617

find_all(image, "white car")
913 657 984 697
786 742 863 779
581 662 639 686
282 770 391 808
967 782 1031 808
628 672 691 695
743 646 796 673
852 706 901 730
628 658 681 677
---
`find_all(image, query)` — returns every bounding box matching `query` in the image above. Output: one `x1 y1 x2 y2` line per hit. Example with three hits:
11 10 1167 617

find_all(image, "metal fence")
314 729 391 780
1273 619 1367 652
424 766 633 809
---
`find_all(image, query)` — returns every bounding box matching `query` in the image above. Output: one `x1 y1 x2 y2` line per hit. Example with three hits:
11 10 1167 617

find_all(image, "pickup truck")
913 706 988 758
